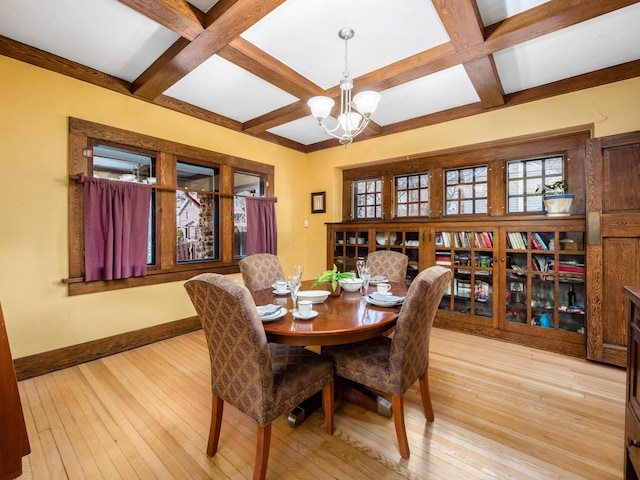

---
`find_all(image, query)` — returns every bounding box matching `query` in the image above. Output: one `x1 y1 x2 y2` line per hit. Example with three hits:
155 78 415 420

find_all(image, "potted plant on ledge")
311 264 355 296
536 180 574 217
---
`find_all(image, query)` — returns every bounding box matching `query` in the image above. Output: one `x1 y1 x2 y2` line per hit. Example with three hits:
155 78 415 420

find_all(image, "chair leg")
207 395 224 457
254 423 271 480
322 381 335 435
419 370 435 422
391 395 410 459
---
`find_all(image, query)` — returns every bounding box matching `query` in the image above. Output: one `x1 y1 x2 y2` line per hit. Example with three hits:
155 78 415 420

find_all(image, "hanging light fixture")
307 27 381 147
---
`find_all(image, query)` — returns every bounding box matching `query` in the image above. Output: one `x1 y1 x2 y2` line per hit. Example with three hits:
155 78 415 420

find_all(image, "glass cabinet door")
375 229 420 283
504 229 585 334
436 230 495 319
333 230 369 274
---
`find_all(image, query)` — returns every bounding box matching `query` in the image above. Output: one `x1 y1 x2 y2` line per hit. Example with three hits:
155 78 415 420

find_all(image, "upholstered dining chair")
184 273 334 480
323 266 451 459
239 253 286 292
365 250 409 283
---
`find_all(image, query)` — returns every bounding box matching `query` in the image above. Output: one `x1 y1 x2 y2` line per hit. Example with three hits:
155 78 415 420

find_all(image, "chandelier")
307 27 381 146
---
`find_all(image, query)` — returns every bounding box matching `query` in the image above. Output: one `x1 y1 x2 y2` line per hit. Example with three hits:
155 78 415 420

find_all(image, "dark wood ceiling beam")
463 56 505 108
484 0 640 48
218 38 323 100
132 0 286 100
432 0 505 109
116 0 205 41
244 101 309 133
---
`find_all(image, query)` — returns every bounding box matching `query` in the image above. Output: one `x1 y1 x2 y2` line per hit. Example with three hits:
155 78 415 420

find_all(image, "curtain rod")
69 173 277 201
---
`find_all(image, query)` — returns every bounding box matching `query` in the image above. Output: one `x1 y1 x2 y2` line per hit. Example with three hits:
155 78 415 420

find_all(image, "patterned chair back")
238 253 285 292
184 273 275 424
388 266 452 394
365 250 409 283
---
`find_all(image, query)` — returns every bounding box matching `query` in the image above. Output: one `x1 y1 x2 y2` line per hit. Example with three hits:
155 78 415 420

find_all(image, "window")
67 118 273 295
233 172 265 258
445 166 488 215
507 156 564 213
176 161 219 263
395 173 429 217
353 178 382 219
91 143 157 265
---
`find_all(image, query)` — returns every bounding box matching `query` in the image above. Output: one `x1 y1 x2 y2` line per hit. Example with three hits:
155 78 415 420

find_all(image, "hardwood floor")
16 328 625 479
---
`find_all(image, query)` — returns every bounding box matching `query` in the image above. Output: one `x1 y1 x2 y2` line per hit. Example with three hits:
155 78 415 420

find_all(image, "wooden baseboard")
13 316 201 381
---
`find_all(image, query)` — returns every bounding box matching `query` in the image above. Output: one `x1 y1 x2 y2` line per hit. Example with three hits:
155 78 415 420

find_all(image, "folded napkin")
257 305 282 317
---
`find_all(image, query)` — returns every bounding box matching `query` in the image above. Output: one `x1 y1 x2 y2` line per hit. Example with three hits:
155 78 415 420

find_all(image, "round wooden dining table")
251 280 407 347
251 279 408 426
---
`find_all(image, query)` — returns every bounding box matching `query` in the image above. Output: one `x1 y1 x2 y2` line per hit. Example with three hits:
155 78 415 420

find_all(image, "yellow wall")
2 53 640 357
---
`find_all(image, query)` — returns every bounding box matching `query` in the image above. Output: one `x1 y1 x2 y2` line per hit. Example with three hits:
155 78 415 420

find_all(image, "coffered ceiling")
1 0 639 152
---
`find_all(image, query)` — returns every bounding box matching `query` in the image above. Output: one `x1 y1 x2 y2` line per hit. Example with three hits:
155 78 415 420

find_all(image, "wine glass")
294 264 304 282
359 266 370 296
287 275 301 312
356 258 365 278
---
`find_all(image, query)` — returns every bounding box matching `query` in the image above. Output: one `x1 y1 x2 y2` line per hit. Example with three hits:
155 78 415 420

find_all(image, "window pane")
92 144 156 265
507 156 564 213
353 178 382 219
444 165 488 216
233 172 265 258
394 172 429 218
176 162 219 262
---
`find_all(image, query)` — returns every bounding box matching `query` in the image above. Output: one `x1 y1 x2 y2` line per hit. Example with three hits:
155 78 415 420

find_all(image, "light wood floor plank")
16 328 625 479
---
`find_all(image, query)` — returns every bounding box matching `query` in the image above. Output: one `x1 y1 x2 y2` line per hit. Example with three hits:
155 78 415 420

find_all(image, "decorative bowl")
339 278 363 292
297 290 330 304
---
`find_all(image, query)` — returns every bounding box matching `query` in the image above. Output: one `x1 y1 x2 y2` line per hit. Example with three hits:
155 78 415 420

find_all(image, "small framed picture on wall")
311 192 326 214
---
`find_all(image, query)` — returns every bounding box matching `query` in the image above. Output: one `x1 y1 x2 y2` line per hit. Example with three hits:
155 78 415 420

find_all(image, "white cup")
298 300 313 317
376 283 391 295
274 280 288 293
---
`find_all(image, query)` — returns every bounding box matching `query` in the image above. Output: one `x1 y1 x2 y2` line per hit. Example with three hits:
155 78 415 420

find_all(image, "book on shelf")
532 232 549 250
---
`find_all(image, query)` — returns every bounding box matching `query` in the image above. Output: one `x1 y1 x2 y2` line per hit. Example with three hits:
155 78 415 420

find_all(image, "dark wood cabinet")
586 131 640 367
0 303 30 479
327 218 587 357
625 287 640 480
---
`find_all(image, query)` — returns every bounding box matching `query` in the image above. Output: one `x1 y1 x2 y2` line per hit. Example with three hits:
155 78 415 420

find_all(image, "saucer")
273 288 290 295
375 291 393 296
292 310 318 320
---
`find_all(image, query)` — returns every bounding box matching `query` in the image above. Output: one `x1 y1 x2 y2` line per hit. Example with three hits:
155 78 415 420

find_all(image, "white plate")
366 295 404 308
292 310 318 320
370 292 405 303
297 290 330 304
369 276 388 285
272 288 290 295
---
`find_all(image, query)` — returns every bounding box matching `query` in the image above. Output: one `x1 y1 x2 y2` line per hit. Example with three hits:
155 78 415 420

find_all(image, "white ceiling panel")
242 0 449 90
164 55 299 123
0 0 178 82
268 116 337 146
476 0 550 26
373 65 481 126
494 3 640 94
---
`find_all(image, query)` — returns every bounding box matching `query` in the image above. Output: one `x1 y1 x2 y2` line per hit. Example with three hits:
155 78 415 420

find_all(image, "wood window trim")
66 117 274 296
342 127 591 222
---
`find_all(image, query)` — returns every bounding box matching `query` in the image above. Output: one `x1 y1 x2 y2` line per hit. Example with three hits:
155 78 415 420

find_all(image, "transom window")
507 156 564 213
353 178 383 219
444 166 488 215
395 173 429 217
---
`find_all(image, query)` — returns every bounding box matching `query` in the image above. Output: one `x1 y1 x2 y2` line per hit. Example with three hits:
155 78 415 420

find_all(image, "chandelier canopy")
307 27 381 146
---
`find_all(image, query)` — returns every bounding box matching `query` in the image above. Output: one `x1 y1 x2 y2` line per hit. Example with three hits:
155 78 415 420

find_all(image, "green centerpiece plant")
311 264 355 293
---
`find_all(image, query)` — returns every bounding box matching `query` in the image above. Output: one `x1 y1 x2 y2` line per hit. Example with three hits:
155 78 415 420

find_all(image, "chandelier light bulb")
308 96 335 121
353 91 381 116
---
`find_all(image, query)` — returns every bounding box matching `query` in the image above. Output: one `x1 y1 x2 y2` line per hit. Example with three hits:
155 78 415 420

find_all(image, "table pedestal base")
287 377 392 428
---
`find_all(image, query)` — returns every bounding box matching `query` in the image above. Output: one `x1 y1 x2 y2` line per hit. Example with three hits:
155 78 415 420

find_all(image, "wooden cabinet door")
586 132 640 366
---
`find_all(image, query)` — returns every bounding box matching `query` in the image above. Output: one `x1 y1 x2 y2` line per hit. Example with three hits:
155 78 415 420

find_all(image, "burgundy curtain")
83 177 151 281
246 197 277 255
